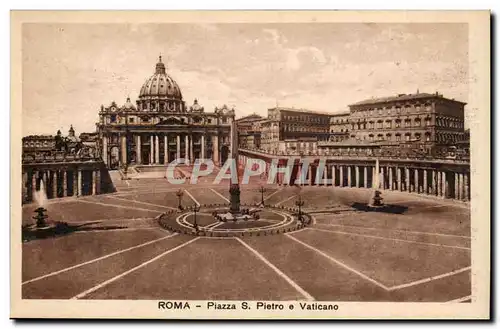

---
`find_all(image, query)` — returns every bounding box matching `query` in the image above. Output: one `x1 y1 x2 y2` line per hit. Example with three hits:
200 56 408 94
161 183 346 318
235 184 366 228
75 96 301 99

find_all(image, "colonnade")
103 133 221 167
22 167 102 203
237 155 470 201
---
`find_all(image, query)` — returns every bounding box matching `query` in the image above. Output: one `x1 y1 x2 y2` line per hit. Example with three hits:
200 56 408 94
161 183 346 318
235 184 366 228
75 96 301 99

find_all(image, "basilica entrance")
141 148 151 165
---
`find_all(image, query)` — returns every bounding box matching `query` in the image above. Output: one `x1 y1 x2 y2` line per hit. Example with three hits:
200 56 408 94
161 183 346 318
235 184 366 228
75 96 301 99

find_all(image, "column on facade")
92 170 97 195
454 172 460 200
102 135 108 166
136 135 141 164
42 171 47 192
51 171 58 198
308 166 312 186
96 170 101 195
77 169 82 197
185 135 190 164
388 167 393 190
339 166 344 187
355 166 360 188
363 166 368 188
201 135 205 160
149 135 154 164
397 167 402 191
63 170 68 197
164 135 169 164
155 135 160 164
457 173 463 200
121 134 127 166
423 169 428 195
176 135 181 160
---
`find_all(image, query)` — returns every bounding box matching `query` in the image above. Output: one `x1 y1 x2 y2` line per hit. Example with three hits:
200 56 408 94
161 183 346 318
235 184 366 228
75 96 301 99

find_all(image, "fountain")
369 158 384 208
32 178 49 228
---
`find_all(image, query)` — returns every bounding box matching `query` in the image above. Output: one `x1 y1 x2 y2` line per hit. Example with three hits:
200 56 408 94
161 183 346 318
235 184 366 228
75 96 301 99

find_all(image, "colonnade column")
73 170 78 197
63 170 68 197
155 135 160 164
405 167 410 192
397 168 402 191
52 171 57 198
308 166 313 186
347 166 351 187
31 171 37 200
355 166 360 188
423 169 427 195
441 171 447 198
92 170 97 195
77 169 82 197
363 166 368 188
414 169 419 193
432 170 437 196
389 167 393 190
213 135 219 165
176 135 181 160
332 165 336 187
185 135 189 164
201 135 205 160
190 136 194 162
102 135 108 166
164 135 168 164
454 173 460 199
463 173 469 201
121 134 127 166
323 165 329 186
136 135 141 165
150 135 154 164
22 172 28 202
381 167 385 190
339 166 344 187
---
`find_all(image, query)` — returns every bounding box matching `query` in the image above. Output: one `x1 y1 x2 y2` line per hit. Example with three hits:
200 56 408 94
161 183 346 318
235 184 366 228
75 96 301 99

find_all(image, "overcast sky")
22 23 468 136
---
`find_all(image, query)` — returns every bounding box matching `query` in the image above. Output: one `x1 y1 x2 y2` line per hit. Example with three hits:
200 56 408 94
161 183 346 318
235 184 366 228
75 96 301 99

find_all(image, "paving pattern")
22 170 471 302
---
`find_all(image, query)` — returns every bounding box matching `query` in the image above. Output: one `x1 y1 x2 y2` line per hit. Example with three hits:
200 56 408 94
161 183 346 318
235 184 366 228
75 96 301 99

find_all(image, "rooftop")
269 106 338 116
350 92 466 107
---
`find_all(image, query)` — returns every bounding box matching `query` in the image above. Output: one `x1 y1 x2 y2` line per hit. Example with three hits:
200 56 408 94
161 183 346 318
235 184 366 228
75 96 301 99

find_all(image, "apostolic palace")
21 56 471 204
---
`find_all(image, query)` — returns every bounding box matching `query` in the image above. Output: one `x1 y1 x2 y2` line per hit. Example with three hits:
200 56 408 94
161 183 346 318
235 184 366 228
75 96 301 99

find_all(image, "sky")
22 23 469 136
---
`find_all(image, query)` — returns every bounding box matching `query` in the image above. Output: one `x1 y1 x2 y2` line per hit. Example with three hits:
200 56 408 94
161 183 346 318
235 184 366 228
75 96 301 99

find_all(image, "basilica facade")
96 57 235 169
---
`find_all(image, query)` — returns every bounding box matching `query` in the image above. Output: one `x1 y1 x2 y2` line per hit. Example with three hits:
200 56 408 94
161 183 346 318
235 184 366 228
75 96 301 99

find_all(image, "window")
129 117 134 123
396 107 401 114
405 133 411 141
385 120 392 128
395 119 401 128
378 108 382 115
386 133 392 140
110 114 116 123
387 107 391 115
415 133 421 140
425 117 431 126
425 133 431 142
369 134 374 141
377 120 383 129
405 119 411 127
414 118 421 127
396 134 401 141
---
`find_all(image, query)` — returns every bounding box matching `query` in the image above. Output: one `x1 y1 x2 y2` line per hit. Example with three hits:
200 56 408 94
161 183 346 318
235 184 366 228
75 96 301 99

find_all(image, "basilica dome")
138 56 183 100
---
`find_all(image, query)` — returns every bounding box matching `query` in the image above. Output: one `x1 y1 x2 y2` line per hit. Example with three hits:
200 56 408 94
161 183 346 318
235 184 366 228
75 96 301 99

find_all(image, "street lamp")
295 194 305 223
192 204 201 232
258 186 265 206
176 189 184 210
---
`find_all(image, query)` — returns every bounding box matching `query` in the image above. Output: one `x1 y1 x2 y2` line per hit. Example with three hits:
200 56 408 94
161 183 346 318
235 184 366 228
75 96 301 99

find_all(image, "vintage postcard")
11 10 490 319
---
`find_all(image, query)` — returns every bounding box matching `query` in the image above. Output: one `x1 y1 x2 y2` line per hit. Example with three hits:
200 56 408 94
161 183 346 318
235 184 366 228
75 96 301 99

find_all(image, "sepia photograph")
10 10 490 319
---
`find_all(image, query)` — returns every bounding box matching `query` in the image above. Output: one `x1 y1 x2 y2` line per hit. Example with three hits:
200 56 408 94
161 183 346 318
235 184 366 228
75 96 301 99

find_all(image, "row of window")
281 114 329 124
355 132 432 142
107 115 227 125
350 104 433 118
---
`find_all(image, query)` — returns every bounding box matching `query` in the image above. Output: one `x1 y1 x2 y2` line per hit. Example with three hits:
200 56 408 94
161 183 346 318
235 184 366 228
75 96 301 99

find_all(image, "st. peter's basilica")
97 56 235 169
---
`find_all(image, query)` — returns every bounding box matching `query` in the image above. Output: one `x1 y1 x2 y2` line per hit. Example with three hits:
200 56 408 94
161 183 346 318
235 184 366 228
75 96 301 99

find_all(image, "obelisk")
229 119 241 214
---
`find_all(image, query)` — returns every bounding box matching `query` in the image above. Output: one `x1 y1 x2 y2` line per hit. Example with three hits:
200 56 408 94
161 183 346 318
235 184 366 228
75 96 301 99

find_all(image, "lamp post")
176 189 184 210
192 204 201 232
295 194 304 223
258 186 265 206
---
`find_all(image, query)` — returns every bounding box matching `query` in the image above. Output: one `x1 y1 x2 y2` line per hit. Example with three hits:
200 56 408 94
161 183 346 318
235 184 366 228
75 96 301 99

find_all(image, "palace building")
96 56 235 169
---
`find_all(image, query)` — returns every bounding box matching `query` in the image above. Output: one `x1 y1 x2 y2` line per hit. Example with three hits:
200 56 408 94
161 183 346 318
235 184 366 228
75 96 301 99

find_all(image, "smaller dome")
122 97 136 111
190 99 204 112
